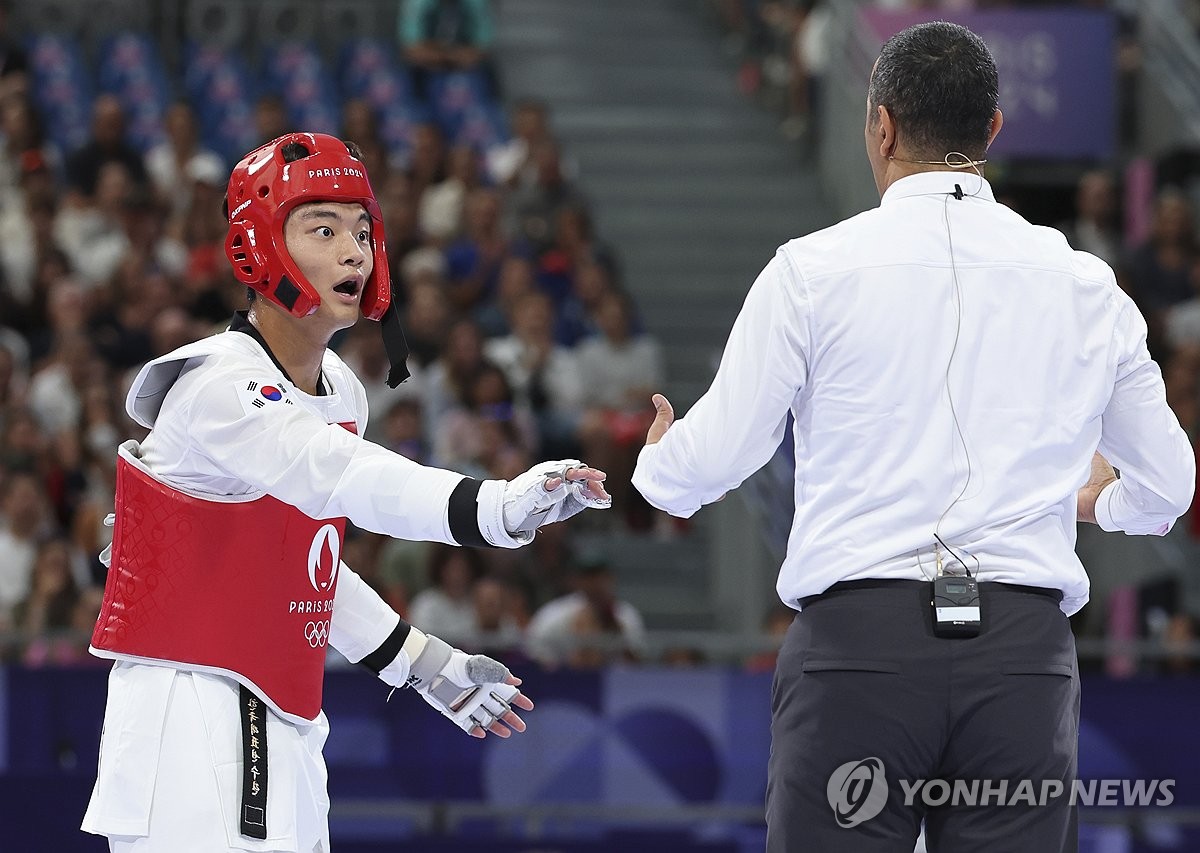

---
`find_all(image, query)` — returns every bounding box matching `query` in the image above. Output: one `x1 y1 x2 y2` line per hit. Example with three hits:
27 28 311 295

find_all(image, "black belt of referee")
798 578 1063 609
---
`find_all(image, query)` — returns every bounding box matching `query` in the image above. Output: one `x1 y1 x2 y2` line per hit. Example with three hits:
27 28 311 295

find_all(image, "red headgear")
224 133 392 321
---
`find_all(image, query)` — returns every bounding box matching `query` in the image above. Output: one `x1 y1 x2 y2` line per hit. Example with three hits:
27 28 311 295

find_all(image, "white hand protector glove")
408 634 519 735
501 458 612 534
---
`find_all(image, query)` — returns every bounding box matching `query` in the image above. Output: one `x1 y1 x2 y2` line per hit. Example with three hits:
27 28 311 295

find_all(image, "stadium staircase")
496 0 834 635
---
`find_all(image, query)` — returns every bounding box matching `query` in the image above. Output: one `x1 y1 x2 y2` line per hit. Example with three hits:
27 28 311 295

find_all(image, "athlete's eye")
316 226 334 238
357 229 370 243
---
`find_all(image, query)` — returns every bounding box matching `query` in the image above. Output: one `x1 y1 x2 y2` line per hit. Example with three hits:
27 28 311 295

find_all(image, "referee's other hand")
1077 451 1117 524
645 393 675 445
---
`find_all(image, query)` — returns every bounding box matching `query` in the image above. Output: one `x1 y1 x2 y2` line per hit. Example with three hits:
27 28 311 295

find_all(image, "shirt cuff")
632 443 702 518
1093 480 1122 533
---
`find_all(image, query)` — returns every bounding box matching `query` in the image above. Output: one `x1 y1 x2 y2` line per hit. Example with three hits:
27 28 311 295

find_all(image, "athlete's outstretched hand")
501 458 611 535
408 635 534 738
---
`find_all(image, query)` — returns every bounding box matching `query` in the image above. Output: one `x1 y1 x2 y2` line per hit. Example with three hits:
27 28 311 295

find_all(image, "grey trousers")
766 580 1080 853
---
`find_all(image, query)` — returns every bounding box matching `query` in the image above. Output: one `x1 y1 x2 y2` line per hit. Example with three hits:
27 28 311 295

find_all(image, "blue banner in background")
860 8 1116 161
1 666 1198 851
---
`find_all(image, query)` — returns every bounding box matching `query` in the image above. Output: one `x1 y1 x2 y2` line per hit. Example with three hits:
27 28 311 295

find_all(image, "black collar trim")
228 310 327 396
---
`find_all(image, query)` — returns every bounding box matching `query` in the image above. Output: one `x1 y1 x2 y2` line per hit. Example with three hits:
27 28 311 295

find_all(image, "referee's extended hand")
1077 451 1117 524
645 393 674 445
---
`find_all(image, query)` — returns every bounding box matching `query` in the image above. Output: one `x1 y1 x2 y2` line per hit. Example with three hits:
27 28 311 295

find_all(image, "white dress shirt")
633 172 1195 616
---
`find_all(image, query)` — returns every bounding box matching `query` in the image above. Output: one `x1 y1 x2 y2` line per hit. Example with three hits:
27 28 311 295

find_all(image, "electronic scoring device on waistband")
931 574 981 638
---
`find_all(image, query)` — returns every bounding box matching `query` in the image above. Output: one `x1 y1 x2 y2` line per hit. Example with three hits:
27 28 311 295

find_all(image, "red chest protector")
91 444 347 722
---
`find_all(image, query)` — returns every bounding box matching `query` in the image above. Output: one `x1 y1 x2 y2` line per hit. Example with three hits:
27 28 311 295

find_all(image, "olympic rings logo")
304 620 330 648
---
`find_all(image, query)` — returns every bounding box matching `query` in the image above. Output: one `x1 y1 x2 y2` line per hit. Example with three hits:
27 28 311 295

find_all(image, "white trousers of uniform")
83 663 331 853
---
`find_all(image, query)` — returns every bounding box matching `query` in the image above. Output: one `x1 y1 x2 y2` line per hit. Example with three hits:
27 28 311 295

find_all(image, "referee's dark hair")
867 21 999 161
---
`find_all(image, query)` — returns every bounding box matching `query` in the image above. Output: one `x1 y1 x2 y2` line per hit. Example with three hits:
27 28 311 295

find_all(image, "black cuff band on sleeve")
447 477 491 548
359 619 413 675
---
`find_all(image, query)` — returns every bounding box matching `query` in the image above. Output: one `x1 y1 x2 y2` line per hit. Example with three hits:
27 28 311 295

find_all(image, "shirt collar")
228 310 328 396
880 171 996 205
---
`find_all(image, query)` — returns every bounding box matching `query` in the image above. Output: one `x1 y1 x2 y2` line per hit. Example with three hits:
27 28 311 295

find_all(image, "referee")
632 21 1193 853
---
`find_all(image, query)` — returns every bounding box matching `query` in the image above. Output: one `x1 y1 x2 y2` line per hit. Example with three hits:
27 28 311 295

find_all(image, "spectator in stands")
41 409 86 529
559 256 619 347
63 94 147 202
1059 169 1122 269
0 153 59 318
147 306 204 360
445 186 508 314
405 277 453 371
1165 255 1200 353
577 290 665 525
409 543 486 645
433 360 537 478
379 397 429 463
422 316 488 430
477 253 535 337
757 1 809 139
53 159 133 285
178 164 237 322
509 138 587 252
379 172 425 275
88 253 179 370
69 386 120 578
791 2 831 147
11 239 69 345
556 258 616 347
114 184 188 280
1128 188 1197 350
0 96 56 206
0 470 53 631
487 98 553 188
337 319 420 442
252 93 291 148
0 406 43 473
0 1 27 81
27 332 100 434
486 290 584 457
1162 348 1199 436
526 551 646 668
340 98 384 154
536 203 615 307
469 574 525 659
420 143 481 243
407 122 447 199
16 537 85 666
0 337 26 410
28 273 87 365
144 100 224 227
399 0 497 97
339 98 389 186
401 244 448 295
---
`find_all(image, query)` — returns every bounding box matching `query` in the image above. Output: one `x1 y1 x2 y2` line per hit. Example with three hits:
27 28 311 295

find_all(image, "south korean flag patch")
236 379 295 416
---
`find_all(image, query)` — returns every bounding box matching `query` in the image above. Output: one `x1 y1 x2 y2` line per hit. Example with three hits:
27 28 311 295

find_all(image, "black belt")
798 578 1063 609
239 685 269 839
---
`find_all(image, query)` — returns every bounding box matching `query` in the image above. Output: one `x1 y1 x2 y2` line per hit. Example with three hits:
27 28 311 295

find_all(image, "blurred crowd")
0 1 666 671
2 0 1197 678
